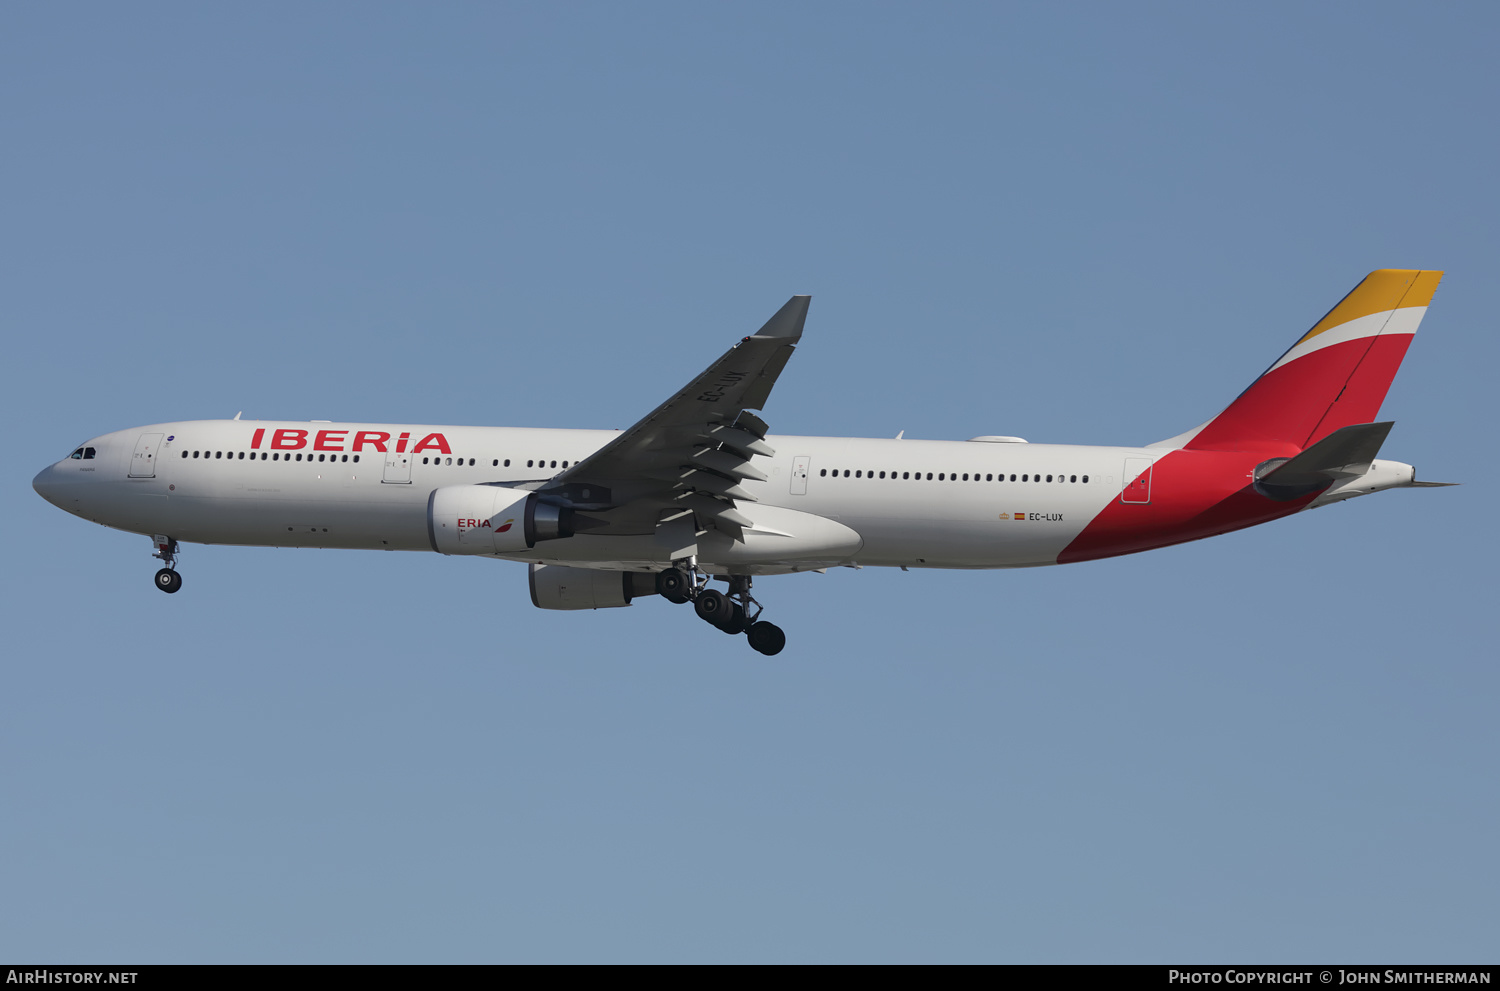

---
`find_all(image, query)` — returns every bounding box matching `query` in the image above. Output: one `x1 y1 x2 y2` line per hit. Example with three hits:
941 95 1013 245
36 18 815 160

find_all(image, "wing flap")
537 296 810 547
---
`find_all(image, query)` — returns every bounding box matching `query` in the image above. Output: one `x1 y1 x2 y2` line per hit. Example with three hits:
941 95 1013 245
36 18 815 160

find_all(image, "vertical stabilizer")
1172 270 1442 453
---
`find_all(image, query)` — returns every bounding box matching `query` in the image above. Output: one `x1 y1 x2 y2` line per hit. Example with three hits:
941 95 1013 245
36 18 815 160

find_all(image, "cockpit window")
83 447 96 460
69 448 84 460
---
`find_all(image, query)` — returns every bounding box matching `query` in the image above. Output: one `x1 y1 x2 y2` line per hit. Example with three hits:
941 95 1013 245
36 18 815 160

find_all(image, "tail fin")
1166 269 1443 453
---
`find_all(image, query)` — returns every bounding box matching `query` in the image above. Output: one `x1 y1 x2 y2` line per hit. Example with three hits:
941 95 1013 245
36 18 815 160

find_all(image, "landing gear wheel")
656 568 692 604
716 602 750 635
694 588 732 625
746 621 786 656
154 568 182 594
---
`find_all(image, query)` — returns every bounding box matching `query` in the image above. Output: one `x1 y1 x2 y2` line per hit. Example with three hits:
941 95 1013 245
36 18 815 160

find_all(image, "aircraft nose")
33 464 64 508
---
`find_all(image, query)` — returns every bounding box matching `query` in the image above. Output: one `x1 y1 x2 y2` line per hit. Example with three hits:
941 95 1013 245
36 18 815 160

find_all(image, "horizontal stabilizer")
1409 480 1459 488
1255 422 1394 500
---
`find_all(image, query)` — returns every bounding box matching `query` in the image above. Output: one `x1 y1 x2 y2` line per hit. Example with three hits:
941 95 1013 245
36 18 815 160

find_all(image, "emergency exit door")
790 456 810 495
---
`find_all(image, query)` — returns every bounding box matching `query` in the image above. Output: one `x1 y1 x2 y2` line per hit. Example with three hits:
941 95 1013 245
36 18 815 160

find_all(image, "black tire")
656 568 691 604
746 621 786 656
694 588 730 625
717 603 749 635
155 568 182 594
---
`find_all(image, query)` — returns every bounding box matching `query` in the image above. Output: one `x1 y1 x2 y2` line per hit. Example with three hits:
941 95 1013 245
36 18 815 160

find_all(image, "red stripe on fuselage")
1186 334 1414 453
1057 449 1319 564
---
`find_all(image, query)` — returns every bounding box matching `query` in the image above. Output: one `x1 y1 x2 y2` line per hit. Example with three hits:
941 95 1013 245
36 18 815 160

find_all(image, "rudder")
1177 269 1442 453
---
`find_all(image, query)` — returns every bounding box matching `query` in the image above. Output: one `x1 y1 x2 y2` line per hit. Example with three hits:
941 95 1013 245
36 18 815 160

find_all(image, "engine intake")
529 565 658 610
427 485 574 555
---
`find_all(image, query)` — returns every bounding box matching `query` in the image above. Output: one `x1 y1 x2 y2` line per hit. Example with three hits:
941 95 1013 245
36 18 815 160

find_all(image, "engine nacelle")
528 564 658 610
427 485 573 555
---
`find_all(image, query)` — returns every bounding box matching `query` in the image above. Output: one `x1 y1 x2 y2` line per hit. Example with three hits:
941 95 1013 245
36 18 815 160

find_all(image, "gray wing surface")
538 295 810 540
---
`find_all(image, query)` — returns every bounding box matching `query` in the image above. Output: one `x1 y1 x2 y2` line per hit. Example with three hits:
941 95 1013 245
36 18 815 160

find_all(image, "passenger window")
1046 475 1052 482
182 451 189 459
550 460 557 468
504 459 511 467
925 472 933 480
855 470 862 478
353 455 359 463
1070 475 1076 483
1021 474 1027 481
561 460 567 468
985 474 992 481
820 469 827 476
527 460 534 468
1082 475 1089 483
446 458 453 466
878 471 885 478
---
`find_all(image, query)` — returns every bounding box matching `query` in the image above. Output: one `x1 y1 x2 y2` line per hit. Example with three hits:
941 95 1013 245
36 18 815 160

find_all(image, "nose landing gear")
659 564 786 655
151 535 182 594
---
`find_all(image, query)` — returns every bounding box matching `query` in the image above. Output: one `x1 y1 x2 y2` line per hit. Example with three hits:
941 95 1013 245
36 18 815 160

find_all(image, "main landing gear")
151 535 182 594
655 566 786 655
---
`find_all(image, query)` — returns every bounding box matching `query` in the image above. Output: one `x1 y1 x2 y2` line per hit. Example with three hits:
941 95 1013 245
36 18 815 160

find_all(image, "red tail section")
1176 270 1442 454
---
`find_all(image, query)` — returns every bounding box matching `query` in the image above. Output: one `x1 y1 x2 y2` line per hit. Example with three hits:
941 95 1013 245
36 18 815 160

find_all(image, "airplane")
33 269 1453 655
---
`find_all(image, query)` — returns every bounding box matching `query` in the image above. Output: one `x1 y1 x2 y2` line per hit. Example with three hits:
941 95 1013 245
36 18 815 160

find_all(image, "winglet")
753 295 811 340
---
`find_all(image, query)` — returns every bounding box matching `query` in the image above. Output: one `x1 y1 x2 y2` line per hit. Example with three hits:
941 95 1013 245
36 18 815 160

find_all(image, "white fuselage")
38 419 1144 574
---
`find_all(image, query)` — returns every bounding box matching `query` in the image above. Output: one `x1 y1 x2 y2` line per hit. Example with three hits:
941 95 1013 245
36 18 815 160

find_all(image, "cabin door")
1121 457 1153 504
382 452 411 484
129 433 163 478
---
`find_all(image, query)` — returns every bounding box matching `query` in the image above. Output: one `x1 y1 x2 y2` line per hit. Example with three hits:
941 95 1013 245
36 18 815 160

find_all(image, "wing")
539 295 810 542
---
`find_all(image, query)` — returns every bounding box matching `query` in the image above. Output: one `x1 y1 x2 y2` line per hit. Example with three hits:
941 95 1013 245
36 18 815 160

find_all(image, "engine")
427 484 573 555
529 564 659 610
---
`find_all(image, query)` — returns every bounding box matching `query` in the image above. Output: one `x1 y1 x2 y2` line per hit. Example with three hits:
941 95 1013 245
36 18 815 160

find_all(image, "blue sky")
4 2 1497 963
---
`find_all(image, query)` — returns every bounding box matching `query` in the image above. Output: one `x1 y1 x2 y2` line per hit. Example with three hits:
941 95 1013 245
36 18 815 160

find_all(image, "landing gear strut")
660 565 785 654
152 535 182 594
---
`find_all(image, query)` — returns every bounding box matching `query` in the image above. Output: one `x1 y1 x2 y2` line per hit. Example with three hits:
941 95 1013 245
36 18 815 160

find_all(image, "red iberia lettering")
396 432 411 453
271 429 308 450
351 431 390 453
250 428 265 450
412 432 451 454
314 430 348 451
